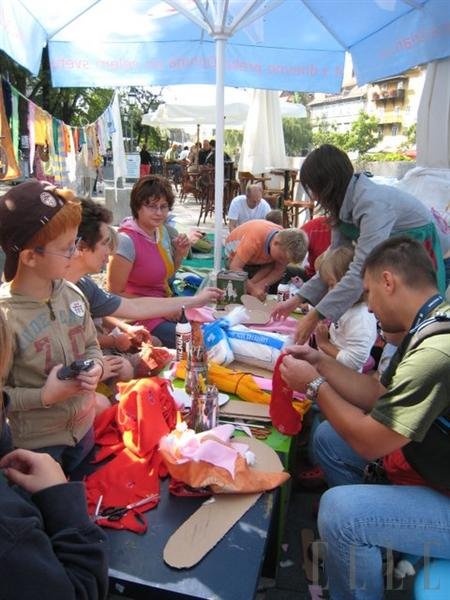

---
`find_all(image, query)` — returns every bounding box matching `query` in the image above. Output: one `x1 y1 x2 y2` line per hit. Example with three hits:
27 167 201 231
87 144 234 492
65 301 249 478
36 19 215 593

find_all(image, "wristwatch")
305 375 327 402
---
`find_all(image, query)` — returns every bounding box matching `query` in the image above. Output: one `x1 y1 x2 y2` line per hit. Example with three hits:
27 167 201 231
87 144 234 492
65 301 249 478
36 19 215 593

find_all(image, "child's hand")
0 449 67 494
125 324 151 346
76 361 103 392
101 355 125 380
113 332 132 352
42 365 83 407
314 322 329 346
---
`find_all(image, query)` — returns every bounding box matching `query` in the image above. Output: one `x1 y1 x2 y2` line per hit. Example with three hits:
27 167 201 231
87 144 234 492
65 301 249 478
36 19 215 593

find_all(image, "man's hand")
284 343 322 367
271 295 301 320
279 354 319 393
0 449 67 494
247 280 267 301
193 287 224 306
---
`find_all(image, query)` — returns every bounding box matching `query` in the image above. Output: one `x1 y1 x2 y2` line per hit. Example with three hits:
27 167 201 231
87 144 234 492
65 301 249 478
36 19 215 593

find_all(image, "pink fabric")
252 317 298 334
119 218 174 332
185 306 215 322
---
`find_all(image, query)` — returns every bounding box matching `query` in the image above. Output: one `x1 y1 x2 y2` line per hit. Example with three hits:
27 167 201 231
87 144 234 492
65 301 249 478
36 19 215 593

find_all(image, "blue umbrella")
1 0 449 270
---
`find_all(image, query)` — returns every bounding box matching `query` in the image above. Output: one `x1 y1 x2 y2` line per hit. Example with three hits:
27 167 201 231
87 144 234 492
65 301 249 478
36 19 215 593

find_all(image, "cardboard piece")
220 399 271 422
213 294 278 325
163 436 284 568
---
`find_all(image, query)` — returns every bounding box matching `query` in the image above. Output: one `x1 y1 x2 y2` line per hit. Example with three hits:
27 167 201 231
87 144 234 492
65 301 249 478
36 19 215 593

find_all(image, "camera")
57 359 95 380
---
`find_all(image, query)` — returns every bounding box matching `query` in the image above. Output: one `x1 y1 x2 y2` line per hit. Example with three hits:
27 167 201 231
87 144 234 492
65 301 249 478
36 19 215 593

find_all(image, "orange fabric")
226 220 282 265
0 89 20 180
85 377 177 533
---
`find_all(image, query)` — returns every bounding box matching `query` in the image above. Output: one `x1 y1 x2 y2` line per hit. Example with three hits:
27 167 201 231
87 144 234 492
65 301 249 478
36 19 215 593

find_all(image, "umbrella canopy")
416 57 450 169
1 0 449 271
1 0 448 91
142 101 250 129
239 89 287 175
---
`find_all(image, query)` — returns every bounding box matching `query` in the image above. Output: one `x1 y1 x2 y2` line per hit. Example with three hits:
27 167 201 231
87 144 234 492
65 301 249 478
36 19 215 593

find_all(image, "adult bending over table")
107 175 191 348
272 144 446 344
224 220 308 300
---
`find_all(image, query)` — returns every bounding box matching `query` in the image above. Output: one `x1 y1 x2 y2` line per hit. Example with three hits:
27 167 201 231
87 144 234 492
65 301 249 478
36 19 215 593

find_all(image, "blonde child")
314 247 377 372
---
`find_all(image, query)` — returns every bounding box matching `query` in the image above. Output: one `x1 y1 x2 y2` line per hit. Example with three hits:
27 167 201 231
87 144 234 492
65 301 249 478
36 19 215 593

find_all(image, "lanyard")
409 293 444 334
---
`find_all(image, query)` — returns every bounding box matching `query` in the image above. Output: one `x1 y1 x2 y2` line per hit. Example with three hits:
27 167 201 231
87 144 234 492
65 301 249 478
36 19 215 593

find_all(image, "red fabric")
301 216 331 278
383 448 450 497
85 377 177 533
140 164 151 177
270 353 303 435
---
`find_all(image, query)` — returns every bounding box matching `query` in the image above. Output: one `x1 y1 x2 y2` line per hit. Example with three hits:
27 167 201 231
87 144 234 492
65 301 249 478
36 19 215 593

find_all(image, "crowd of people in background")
0 142 448 598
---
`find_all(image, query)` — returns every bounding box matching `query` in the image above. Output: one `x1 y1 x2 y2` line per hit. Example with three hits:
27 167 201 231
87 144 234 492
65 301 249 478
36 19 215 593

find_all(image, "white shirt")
329 303 377 372
227 195 271 226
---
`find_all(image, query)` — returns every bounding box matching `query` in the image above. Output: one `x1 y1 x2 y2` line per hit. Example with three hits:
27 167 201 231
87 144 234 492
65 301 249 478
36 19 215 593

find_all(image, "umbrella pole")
213 36 225 274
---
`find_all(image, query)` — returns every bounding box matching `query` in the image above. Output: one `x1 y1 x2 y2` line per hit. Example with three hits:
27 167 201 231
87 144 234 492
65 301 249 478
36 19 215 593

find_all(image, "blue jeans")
314 421 450 600
37 426 95 475
152 320 176 348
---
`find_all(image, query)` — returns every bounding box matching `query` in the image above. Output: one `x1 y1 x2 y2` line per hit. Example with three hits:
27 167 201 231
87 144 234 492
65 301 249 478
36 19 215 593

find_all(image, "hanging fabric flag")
11 87 19 162
0 86 20 180
111 92 127 183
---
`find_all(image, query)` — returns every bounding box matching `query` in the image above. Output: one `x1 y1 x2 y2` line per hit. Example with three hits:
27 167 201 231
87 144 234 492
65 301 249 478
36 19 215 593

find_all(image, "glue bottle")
277 274 290 303
175 306 192 362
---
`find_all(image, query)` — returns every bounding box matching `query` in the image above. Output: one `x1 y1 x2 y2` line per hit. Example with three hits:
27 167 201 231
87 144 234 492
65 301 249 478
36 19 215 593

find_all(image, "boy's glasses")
34 237 81 259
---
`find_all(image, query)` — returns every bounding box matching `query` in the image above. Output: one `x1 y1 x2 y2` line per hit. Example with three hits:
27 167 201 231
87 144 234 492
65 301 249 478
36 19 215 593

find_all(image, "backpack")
395 315 450 490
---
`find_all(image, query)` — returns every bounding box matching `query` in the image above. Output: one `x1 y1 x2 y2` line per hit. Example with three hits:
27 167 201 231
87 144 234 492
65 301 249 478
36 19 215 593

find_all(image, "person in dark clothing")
204 139 231 166
0 307 109 600
198 139 211 165
140 144 151 177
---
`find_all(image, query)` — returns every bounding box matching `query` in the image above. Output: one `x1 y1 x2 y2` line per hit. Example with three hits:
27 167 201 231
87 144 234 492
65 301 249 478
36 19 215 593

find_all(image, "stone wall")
104 187 132 225
358 161 416 180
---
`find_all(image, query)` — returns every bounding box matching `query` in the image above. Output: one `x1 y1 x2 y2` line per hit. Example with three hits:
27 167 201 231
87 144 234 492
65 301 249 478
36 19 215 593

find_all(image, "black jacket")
0 473 108 599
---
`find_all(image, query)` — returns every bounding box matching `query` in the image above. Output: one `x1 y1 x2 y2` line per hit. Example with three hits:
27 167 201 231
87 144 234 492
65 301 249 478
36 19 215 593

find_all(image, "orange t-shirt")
225 220 282 265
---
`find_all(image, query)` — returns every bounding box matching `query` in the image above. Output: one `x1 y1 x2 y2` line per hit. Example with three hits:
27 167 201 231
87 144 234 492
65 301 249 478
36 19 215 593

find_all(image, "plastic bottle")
175 306 192 362
277 275 290 303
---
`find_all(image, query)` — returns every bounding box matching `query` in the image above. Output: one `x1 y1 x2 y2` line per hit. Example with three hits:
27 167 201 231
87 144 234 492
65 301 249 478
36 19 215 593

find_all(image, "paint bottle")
277 275 290 303
175 306 192 362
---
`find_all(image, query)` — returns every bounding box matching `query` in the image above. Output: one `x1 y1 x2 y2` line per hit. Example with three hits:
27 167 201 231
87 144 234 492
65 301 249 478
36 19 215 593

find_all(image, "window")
391 125 398 136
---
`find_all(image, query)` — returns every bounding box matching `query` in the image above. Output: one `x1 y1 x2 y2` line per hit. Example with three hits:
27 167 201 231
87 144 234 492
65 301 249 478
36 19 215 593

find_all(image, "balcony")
379 111 403 125
373 89 405 102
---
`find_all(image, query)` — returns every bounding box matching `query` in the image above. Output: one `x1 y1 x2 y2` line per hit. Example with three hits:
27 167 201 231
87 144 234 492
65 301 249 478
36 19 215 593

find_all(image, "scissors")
96 493 159 522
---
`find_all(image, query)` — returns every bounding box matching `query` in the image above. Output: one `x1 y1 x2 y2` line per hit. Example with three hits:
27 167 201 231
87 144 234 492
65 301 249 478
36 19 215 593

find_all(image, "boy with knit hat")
0 179 105 474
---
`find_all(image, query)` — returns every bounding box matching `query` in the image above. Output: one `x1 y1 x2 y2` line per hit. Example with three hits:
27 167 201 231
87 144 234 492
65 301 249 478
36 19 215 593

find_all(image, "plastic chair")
413 558 450 599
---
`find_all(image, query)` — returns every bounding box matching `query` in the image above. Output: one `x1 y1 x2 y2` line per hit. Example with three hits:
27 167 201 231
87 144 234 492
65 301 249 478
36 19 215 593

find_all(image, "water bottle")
175 306 192 362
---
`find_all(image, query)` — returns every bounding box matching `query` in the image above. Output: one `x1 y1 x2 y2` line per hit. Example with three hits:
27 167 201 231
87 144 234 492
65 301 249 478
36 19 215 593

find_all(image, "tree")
345 111 381 155
312 117 348 149
283 117 312 156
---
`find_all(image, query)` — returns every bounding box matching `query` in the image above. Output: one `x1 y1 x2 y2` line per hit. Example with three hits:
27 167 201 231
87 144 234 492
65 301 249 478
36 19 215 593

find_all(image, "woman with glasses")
107 175 191 347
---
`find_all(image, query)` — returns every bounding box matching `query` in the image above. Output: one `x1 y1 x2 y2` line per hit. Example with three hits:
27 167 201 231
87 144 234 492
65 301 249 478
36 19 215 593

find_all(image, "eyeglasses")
143 203 170 213
34 237 81 259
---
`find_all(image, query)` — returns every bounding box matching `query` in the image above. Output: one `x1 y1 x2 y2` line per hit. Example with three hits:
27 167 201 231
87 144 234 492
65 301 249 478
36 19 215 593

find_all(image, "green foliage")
361 152 414 162
404 123 416 148
283 117 312 156
224 129 243 160
345 111 382 155
312 117 348 149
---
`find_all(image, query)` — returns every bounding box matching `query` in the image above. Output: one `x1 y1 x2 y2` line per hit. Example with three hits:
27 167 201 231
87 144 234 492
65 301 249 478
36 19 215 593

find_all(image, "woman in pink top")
106 175 190 347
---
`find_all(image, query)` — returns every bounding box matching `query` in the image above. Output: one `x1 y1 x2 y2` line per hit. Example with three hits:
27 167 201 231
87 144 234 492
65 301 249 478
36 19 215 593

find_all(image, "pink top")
119 218 175 332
